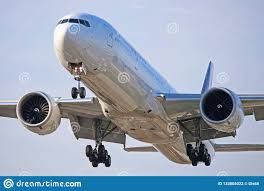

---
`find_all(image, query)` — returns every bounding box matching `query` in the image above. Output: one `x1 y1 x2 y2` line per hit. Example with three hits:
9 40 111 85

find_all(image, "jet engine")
200 87 244 133
16 92 61 135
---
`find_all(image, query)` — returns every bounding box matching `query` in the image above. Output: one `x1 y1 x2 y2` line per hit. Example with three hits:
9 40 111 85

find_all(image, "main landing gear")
178 117 211 166
85 120 116 167
85 144 111 167
186 142 211 166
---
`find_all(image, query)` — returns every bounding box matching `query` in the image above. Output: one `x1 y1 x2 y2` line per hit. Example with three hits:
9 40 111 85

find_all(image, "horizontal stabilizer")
124 146 157 152
214 144 264 152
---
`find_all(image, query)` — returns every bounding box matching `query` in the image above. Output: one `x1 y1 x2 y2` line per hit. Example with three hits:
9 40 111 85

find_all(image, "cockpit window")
79 19 85 26
69 18 79 23
57 18 90 27
79 19 90 27
84 20 90 27
61 19 68 24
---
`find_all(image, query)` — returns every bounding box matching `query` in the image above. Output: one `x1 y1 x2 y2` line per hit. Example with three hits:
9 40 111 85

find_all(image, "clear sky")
0 0 264 175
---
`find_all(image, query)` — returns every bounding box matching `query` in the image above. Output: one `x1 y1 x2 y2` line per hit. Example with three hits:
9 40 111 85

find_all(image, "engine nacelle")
16 92 61 135
200 87 244 133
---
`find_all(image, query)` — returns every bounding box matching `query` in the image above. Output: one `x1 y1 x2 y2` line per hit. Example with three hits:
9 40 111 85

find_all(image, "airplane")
1 13 264 168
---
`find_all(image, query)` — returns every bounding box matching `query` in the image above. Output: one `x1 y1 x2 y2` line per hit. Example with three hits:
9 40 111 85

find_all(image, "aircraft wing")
239 95 264 121
156 93 264 143
0 100 17 118
0 97 126 145
156 93 264 121
156 62 264 121
155 62 264 142
0 97 105 119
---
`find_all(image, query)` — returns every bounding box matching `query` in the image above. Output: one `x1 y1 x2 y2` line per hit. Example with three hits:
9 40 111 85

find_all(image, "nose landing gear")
69 63 86 99
71 76 86 99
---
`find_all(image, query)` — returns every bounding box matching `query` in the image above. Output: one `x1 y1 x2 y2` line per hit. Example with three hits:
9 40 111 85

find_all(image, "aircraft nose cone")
53 23 82 63
54 23 80 50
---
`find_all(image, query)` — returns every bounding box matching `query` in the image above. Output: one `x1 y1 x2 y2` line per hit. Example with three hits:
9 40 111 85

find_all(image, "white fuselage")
54 13 193 164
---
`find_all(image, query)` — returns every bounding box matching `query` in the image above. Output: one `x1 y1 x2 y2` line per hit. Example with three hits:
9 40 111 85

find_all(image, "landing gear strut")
85 120 116 167
71 76 86 99
69 63 86 99
186 142 211 166
179 117 211 166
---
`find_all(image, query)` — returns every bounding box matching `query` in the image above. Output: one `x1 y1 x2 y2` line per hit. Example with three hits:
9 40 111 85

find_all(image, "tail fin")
201 61 214 94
